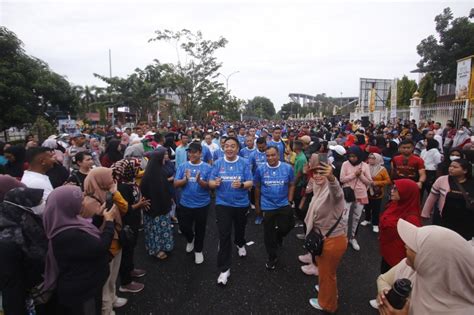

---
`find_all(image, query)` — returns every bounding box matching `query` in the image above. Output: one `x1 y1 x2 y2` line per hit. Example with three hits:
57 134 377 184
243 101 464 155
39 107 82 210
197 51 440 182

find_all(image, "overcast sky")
1 0 472 110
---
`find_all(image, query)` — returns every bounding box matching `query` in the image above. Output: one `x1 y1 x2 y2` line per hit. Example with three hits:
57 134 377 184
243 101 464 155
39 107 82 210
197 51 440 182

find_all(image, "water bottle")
386 278 412 310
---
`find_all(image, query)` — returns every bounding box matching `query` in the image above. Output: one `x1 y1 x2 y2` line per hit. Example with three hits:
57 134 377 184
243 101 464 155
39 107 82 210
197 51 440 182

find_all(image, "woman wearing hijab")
422 159 474 240
302 162 347 313
451 127 471 149
42 186 116 315
377 219 474 315
101 139 124 168
140 148 174 260
112 159 150 294
81 167 129 313
3 145 26 179
361 153 391 233
340 146 372 251
379 179 421 274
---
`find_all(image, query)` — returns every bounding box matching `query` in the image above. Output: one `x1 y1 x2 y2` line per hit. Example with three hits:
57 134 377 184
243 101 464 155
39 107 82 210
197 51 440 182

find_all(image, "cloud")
1 0 472 110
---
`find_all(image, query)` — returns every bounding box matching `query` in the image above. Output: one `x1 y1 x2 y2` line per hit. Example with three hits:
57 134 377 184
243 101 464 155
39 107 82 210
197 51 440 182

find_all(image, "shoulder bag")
304 214 343 262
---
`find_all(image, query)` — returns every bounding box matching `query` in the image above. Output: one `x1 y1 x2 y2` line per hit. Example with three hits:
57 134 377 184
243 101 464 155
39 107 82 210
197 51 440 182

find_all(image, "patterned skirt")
143 213 174 256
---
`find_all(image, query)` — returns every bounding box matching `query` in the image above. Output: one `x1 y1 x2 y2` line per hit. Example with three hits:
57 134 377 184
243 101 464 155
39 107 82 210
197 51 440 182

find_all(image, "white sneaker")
350 239 360 251
369 299 379 309
237 245 247 257
186 240 194 253
301 264 319 276
314 284 319 292
372 226 379 233
195 252 204 264
217 269 231 285
296 233 306 240
112 297 128 308
360 220 370 226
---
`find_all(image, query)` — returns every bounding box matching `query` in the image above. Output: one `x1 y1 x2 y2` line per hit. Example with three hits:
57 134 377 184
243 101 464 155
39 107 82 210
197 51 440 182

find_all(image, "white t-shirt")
21 170 54 201
420 148 443 171
202 141 219 154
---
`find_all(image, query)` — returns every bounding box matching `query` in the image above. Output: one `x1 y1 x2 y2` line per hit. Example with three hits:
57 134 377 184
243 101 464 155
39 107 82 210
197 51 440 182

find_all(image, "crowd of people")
0 116 473 314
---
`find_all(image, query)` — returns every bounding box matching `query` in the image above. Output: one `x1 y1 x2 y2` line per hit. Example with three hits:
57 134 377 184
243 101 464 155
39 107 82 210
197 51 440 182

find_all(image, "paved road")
117 206 381 315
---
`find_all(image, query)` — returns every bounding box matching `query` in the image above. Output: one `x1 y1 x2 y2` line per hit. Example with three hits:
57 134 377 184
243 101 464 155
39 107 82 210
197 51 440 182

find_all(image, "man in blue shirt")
192 138 212 164
212 136 226 162
237 126 247 148
175 134 189 168
249 137 267 174
254 146 295 270
267 126 285 161
209 137 253 286
174 142 211 265
239 135 256 159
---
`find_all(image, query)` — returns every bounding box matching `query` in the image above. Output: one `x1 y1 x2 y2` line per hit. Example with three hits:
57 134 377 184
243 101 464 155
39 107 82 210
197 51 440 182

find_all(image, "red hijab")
379 179 422 266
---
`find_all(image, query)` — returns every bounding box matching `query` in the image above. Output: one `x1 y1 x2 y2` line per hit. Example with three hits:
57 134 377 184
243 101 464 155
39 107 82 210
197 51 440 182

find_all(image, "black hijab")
105 139 123 163
347 146 364 166
4 145 26 178
140 148 171 217
382 141 398 159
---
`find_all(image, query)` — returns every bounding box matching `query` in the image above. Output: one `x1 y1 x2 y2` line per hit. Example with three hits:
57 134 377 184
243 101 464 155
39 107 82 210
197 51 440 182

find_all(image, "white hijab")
399 221 474 315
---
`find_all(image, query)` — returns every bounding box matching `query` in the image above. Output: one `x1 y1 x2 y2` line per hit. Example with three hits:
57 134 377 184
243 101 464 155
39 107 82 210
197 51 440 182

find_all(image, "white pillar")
409 91 422 122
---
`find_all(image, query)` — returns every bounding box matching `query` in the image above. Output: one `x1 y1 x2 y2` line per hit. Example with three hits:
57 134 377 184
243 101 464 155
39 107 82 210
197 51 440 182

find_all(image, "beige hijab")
398 220 474 315
81 167 117 218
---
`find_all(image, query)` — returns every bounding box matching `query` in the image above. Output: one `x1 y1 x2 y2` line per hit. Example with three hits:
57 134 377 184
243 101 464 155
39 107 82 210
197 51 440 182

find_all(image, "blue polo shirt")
210 156 253 207
201 145 213 164
249 149 267 174
237 135 246 148
175 161 211 208
254 162 294 211
240 147 256 159
267 140 285 161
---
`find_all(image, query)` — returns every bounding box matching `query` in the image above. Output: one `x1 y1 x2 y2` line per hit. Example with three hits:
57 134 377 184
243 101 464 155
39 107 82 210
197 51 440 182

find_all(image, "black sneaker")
265 258 278 270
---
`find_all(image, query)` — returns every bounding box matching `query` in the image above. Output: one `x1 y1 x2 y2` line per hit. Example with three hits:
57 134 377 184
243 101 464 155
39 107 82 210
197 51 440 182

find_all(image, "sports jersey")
254 162 294 210
175 161 212 208
210 156 253 207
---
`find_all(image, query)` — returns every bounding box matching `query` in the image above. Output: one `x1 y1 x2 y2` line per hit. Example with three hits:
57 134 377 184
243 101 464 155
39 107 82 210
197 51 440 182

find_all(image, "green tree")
397 75 418 107
149 29 228 119
0 26 78 131
244 96 276 119
418 74 438 104
278 102 301 119
416 7 474 84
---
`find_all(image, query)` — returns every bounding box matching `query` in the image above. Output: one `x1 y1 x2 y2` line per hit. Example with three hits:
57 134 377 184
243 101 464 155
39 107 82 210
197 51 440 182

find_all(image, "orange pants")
316 234 348 313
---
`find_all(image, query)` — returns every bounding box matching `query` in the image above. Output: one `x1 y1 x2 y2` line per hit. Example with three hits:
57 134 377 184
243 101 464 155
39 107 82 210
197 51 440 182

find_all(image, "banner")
369 88 376 112
390 78 398 119
456 56 473 100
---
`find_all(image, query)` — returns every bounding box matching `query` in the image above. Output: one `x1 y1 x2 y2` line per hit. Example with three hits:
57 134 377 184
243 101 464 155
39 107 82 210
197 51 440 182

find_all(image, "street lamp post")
219 71 240 90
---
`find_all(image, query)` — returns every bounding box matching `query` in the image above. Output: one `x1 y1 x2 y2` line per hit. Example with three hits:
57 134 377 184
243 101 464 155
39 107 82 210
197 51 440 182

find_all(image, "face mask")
450 156 461 161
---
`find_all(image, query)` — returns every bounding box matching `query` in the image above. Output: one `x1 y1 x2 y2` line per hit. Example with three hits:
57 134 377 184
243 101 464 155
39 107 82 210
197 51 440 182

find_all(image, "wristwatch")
240 183 245 189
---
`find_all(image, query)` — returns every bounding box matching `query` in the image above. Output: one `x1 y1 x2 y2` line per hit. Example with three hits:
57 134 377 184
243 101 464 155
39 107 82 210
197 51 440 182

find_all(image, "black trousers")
423 170 437 199
0 242 27 315
179 204 209 253
56 290 102 315
119 233 137 286
215 205 248 272
364 198 382 226
263 206 295 260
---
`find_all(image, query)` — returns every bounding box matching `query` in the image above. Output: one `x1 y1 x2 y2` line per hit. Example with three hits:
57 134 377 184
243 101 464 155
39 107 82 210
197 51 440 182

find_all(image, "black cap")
186 142 202 152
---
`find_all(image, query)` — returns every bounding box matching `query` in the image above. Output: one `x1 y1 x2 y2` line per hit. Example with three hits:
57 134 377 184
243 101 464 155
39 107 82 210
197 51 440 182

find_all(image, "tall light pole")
219 71 240 90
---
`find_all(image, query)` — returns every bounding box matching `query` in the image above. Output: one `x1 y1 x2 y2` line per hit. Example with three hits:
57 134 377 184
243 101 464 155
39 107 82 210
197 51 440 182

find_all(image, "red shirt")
392 154 425 182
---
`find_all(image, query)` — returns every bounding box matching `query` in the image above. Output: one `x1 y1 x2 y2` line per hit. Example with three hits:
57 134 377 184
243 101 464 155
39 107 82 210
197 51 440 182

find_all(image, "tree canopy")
416 7 474 84
244 96 276 120
397 75 418 107
0 26 78 131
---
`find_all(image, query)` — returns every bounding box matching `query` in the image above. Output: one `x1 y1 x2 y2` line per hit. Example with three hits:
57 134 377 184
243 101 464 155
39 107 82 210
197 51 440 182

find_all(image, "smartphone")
319 153 328 164
106 192 114 210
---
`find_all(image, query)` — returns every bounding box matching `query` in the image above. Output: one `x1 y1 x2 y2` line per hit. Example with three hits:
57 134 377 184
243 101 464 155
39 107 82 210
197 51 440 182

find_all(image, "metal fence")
0 128 29 143
419 100 467 127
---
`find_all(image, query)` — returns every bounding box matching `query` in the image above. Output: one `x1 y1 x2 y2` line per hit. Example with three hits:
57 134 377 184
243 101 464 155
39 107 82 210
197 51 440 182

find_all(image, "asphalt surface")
117 205 381 315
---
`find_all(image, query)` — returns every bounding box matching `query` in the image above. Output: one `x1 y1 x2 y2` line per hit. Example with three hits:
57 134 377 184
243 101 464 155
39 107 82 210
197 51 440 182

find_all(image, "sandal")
156 251 168 260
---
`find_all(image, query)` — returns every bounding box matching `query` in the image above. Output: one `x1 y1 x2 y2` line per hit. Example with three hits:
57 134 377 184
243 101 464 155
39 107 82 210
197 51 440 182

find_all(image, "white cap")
329 145 346 156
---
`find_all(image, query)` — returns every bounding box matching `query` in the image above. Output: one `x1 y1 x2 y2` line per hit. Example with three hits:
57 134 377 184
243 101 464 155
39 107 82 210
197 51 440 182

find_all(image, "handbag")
343 177 359 202
368 185 383 199
454 179 474 211
304 214 343 262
